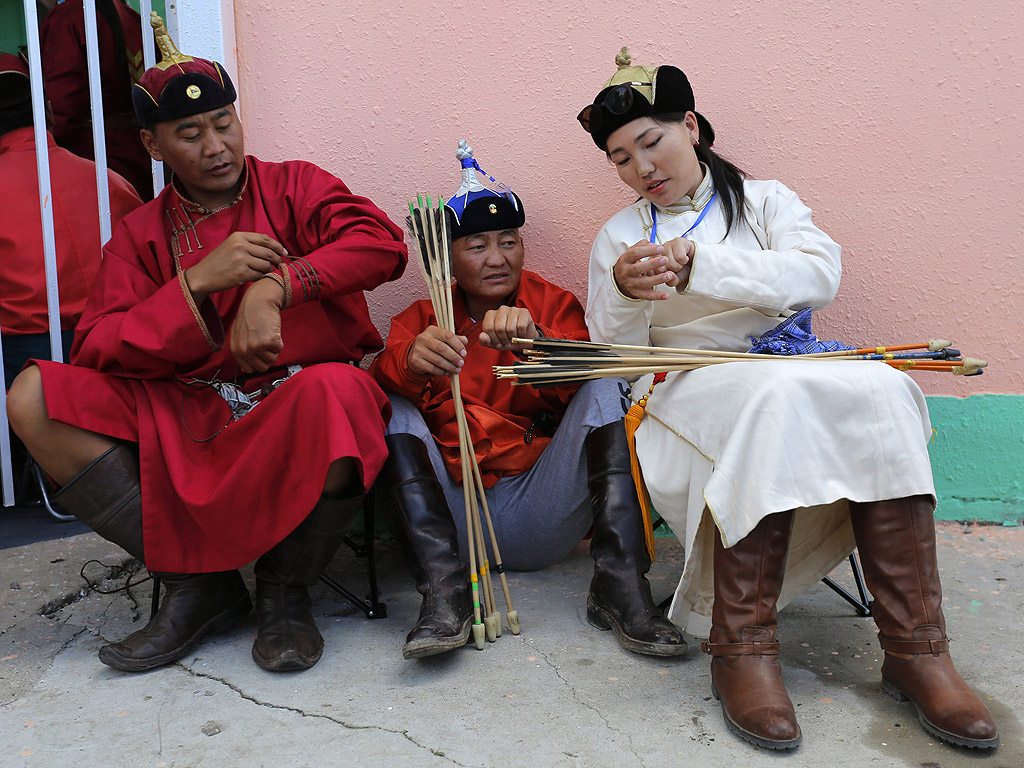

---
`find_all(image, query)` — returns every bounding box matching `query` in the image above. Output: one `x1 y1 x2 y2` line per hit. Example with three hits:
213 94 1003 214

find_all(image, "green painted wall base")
928 394 1023 525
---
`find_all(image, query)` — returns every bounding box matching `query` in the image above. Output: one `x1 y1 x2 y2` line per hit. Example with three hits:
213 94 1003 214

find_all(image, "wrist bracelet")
261 270 291 309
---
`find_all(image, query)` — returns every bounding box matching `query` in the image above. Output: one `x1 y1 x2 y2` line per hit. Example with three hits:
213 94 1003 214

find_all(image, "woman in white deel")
577 48 998 752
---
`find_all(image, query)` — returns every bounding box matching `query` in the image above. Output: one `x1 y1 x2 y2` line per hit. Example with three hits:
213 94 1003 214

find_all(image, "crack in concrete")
176 661 472 767
526 638 647 767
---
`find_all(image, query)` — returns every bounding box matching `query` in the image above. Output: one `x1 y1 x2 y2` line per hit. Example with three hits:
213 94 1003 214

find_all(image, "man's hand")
661 237 696 290
408 326 468 377
612 240 676 301
479 306 538 352
184 232 288 304
229 278 285 374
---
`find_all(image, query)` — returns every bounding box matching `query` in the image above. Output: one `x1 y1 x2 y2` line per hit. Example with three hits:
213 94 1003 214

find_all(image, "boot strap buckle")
701 640 781 657
878 635 949 655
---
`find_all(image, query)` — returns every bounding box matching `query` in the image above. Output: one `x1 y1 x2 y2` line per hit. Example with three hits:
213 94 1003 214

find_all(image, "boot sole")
711 679 803 750
881 678 1000 749
403 617 473 660
253 640 324 672
586 598 689 657
98 592 252 673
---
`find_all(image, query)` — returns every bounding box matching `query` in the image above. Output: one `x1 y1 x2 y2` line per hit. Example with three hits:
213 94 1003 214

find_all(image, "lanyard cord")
649 191 717 244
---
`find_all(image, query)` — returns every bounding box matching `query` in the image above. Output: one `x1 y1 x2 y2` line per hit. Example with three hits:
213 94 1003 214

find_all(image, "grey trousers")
386 378 631 570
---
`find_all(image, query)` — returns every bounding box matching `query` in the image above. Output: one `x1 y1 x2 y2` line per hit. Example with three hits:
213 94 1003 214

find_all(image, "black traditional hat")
132 13 236 126
578 47 715 151
444 139 525 240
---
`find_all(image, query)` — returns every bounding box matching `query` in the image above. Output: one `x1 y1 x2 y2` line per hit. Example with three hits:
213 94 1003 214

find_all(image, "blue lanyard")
649 191 717 244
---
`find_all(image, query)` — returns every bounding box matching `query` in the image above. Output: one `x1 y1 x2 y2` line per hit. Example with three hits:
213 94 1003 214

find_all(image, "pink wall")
235 0 1024 396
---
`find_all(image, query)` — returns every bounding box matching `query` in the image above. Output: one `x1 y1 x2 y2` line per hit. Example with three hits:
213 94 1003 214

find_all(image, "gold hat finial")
150 12 194 70
603 47 657 103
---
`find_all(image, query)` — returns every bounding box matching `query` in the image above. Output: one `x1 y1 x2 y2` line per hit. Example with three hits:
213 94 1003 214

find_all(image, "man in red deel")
7 16 407 674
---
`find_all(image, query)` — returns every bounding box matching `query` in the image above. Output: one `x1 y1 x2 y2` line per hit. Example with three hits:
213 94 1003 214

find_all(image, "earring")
693 138 700 147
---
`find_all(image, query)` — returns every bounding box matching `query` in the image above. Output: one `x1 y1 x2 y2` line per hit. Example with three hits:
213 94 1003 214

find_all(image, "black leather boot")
252 494 363 671
585 422 688 656
54 444 251 672
98 570 252 672
53 443 145 560
380 434 472 659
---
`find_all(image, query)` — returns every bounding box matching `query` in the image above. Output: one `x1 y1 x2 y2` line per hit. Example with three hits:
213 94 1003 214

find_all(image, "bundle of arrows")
494 337 988 387
406 194 520 649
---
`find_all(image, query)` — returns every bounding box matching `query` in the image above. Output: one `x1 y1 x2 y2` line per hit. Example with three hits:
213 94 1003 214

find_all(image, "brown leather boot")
98 570 252 672
252 494 363 672
585 423 687 656
53 444 145 560
850 496 999 749
701 511 801 750
379 434 472 659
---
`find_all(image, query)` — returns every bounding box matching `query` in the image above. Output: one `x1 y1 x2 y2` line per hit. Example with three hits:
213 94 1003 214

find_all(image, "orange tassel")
624 373 666 562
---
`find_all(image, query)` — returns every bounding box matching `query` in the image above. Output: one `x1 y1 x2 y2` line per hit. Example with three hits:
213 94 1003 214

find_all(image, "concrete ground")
1 512 1022 768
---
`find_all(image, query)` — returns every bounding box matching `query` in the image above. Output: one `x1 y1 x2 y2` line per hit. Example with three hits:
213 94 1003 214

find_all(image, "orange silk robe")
371 270 589 487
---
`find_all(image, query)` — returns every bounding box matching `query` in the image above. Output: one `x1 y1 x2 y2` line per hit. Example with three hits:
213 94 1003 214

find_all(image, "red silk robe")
40 0 153 199
371 270 588 487
35 157 407 573
0 127 141 335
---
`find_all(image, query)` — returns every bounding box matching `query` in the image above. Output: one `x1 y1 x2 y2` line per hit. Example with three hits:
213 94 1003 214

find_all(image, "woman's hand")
612 240 677 300
407 326 468 377
661 237 696 289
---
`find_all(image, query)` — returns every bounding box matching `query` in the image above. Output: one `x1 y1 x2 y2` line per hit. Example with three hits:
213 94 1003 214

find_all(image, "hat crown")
443 139 524 239
452 140 487 197
603 47 657 104
446 139 518 220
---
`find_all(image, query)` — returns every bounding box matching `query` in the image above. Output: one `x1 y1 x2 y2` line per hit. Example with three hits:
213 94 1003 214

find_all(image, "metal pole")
82 0 112 244
22 0 62 366
139 0 164 195
3 0 62 506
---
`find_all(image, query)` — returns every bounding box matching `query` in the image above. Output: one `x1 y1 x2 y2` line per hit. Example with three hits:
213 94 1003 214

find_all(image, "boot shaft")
254 494 364 588
379 434 467 594
585 422 649 575
849 496 945 639
53 444 145 561
710 511 795 645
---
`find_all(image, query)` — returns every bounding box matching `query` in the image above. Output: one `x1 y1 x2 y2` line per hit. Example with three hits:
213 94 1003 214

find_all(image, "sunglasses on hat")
576 81 652 133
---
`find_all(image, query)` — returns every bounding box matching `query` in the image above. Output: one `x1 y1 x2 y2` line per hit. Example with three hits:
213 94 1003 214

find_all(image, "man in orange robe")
7 20 407 674
371 145 686 660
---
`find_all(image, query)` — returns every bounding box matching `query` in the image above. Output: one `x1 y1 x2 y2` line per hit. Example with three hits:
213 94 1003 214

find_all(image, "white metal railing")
0 1 175 506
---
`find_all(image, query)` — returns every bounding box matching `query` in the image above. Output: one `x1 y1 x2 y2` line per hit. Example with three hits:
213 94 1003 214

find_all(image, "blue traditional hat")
444 140 524 240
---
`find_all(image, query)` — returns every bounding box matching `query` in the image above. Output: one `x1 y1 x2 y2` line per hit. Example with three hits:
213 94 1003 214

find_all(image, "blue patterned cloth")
747 308 854 355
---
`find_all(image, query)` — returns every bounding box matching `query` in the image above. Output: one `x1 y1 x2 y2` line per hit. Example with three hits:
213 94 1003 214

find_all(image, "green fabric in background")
0 0 167 57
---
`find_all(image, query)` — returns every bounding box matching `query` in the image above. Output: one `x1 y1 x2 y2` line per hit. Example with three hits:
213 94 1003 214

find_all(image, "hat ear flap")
651 65 695 114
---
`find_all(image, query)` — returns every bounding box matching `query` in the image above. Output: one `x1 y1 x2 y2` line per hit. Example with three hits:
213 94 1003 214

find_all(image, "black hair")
651 112 748 237
0 101 34 137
